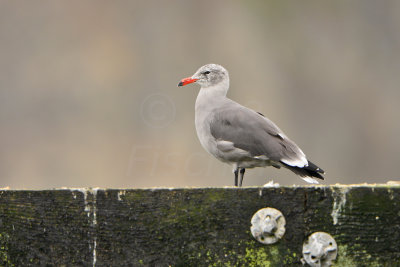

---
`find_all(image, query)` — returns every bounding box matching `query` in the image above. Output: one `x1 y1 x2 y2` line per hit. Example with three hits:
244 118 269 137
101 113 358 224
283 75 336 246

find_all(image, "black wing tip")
301 167 325 180
309 171 325 180
304 161 325 180
306 161 325 174
281 160 325 180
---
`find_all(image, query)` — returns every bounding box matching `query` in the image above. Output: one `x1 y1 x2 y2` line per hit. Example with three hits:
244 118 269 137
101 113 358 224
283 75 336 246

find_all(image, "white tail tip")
302 176 320 184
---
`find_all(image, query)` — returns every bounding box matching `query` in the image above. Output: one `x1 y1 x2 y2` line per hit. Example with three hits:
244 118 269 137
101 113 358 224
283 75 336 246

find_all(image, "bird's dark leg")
239 168 245 187
234 168 239 186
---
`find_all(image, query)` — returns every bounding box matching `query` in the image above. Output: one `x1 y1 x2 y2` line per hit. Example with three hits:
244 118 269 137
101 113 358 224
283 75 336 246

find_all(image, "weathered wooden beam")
0 184 399 266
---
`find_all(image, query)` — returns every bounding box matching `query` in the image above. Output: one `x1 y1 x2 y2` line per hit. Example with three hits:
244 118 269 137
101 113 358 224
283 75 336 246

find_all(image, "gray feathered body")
195 87 324 183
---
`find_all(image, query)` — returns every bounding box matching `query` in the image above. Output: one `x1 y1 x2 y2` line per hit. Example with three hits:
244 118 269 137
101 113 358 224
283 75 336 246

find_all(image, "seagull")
178 64 325 186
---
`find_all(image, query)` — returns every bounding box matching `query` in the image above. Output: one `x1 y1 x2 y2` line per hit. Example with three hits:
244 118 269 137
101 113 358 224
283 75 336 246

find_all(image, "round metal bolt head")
302 232 337 267
250 207 286 244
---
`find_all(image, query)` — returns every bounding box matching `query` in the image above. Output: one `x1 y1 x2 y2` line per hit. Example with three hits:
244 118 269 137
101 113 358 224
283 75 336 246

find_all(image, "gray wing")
209 101 308 167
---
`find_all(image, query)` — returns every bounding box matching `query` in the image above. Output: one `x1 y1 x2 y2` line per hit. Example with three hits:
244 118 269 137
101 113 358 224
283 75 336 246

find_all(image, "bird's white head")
178 64 229 92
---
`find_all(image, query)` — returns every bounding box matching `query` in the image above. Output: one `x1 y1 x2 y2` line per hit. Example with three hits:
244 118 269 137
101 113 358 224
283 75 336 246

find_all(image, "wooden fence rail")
0 184 399 266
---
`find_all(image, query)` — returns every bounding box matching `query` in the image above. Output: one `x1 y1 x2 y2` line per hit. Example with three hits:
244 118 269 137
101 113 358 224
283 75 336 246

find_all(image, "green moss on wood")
184 240 297 267
0 233 13 267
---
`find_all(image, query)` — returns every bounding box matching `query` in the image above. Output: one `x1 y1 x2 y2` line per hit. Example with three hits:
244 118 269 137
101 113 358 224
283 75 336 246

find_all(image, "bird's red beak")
178 77 198 87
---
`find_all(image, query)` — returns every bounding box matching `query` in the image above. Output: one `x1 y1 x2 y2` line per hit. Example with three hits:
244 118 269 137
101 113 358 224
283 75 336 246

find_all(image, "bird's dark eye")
203 71 210 75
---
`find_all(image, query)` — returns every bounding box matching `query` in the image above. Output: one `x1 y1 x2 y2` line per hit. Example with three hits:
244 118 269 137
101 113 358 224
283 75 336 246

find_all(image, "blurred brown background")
1 1 399 189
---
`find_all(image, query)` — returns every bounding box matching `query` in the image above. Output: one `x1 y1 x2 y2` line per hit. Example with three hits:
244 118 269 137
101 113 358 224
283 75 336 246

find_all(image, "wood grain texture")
0 185 399 266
